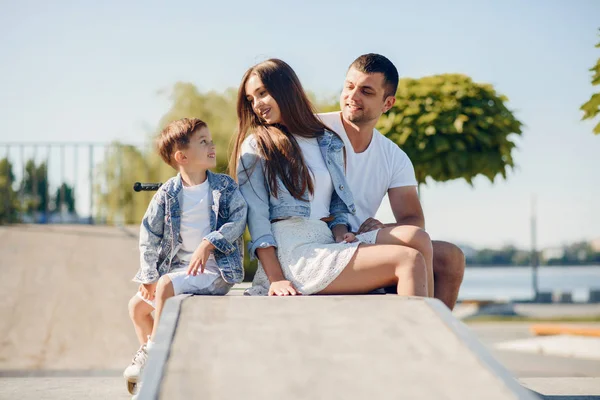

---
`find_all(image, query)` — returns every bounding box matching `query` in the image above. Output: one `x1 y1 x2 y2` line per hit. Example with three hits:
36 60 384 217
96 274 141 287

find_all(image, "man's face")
340 67 394 125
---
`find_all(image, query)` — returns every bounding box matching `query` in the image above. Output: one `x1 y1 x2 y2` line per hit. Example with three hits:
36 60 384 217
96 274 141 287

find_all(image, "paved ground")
469 322 600 378
0 225 598 399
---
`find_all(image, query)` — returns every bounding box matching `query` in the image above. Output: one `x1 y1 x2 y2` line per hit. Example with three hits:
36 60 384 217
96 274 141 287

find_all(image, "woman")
230 58 431 297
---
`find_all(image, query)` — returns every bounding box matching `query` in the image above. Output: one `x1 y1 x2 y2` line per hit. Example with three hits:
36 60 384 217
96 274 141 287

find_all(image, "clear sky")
1 0 599 249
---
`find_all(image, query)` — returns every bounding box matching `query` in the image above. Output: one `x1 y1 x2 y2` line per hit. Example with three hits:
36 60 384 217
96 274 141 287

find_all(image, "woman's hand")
269 280 300 296
341 232 357 243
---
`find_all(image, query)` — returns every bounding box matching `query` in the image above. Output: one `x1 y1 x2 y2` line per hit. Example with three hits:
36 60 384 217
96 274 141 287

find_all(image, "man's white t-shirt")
177 179 219 273
295 135 333 220
318 112 418 232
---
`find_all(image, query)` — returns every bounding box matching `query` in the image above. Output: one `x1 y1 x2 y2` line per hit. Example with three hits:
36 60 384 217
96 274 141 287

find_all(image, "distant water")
458 265 600 302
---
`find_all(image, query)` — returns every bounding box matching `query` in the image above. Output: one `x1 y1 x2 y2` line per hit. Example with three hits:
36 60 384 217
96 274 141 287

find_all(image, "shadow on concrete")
1 224 138 239
535 396 600 400
0 369 122 377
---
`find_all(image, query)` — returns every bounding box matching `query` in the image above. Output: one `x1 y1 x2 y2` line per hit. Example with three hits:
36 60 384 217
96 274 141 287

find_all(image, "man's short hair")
157 118 207 167
350 53 399 98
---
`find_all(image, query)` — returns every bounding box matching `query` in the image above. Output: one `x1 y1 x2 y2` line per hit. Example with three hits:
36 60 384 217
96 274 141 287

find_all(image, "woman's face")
245 74 282 125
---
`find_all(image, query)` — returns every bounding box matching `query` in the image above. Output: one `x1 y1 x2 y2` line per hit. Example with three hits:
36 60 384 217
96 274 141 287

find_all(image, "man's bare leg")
383 240 465 309
431 240 465 310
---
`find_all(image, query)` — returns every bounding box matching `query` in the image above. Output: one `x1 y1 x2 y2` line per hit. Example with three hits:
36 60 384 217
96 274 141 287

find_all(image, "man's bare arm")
387 186 425 228
357 186 425 233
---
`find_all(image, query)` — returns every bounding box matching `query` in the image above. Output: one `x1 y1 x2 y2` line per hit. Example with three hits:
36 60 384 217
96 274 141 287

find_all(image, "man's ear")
383 96 396 113
173 150 187 165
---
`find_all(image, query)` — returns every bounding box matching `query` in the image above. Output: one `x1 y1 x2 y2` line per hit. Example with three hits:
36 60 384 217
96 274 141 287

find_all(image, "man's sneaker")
123 344 148 392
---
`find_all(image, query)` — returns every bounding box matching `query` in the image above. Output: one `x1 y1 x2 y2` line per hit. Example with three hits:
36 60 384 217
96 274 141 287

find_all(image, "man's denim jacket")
237 129 357 260
133 171 248 284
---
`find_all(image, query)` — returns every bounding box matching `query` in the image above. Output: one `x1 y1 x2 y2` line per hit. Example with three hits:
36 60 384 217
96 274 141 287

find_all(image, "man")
318 53 465 309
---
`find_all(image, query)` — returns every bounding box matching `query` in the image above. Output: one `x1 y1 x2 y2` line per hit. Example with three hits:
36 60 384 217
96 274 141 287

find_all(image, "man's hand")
187 239 215 276
357 217 386 234
139 282 157 301
269 280 300 296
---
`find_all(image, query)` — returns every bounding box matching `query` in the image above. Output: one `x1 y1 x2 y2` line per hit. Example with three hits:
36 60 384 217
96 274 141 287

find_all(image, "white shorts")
137 265 232 308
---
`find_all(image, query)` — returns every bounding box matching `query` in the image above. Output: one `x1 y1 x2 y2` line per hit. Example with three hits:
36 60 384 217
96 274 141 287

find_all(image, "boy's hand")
187 239 215 276
139 282 157 301
269 280 300 296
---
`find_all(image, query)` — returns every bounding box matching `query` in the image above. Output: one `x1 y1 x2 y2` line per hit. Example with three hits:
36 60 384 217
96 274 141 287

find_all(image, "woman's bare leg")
373 226 434 297
318 244 428 296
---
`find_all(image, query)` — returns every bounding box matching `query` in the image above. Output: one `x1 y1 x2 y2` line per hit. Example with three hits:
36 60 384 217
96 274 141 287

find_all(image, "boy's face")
177 127 217 170
340 67 395 126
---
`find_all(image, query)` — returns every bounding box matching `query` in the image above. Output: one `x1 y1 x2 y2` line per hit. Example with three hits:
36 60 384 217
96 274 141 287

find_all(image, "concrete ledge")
521 377 600 399
140 295 539 399
138 294 191 399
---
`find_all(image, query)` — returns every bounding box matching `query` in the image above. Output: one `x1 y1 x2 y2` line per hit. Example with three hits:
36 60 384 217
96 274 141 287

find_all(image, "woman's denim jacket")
237 129 357 260
133 171 248 284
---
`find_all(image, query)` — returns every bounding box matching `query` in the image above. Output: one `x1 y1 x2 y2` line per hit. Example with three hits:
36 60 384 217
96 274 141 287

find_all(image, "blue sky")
1 0 599 249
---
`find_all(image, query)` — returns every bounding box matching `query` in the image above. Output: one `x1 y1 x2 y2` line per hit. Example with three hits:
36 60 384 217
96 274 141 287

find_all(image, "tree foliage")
377 74 523 185
581 29 600 135
95 143 157 225
0 158 20 224
21 160 50 213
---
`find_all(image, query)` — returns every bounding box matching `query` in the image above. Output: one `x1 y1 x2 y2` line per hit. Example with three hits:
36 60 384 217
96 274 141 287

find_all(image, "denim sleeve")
327 189 350 231
133 192 165 284
204 183 248 255
237 146 277 260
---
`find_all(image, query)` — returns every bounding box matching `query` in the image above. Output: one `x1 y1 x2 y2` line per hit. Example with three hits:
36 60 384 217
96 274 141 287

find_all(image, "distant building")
590 238 600 252
542 247 564 261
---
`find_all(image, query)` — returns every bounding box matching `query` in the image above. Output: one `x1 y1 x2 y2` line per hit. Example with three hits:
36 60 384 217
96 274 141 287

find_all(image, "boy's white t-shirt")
295 135 333 220
177 179 219 273
318 112 418 232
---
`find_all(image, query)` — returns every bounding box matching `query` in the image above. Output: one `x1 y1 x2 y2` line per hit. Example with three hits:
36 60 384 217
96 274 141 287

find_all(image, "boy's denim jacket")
133 171 248 285
237 129 357 260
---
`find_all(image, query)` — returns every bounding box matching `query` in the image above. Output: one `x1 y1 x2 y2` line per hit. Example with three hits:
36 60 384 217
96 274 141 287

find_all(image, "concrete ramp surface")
140 296 538 400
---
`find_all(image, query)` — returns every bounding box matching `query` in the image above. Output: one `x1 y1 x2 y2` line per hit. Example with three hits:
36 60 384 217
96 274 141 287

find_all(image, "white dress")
245 218 379 296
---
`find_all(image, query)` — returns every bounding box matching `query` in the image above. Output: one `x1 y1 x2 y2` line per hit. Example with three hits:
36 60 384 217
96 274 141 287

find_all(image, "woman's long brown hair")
229 59 330 200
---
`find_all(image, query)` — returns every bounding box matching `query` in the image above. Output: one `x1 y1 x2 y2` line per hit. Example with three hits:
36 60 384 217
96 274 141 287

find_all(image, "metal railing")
0 142 151 224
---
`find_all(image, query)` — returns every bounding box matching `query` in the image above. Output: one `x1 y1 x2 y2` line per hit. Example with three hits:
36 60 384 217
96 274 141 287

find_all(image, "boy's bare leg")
150 275 175 341
128 295 155 345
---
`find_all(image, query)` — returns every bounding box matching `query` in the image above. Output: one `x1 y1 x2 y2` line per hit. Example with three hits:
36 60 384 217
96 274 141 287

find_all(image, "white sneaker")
131 383 142 399
123 344 148 384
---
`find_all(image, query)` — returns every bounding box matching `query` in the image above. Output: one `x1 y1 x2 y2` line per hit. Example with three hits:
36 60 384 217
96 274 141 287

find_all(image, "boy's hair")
349 53 399 98
157 118 207 167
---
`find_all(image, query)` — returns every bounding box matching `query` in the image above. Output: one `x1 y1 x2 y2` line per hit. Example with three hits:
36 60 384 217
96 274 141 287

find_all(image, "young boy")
124 118 247 392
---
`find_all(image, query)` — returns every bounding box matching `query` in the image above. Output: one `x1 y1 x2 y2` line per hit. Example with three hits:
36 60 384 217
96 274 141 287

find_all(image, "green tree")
95 143 157 225
21 160 50 214
581 29 600 135
53 183 76 213
0 158 20 224
377 74 523 185
156 83 238 173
